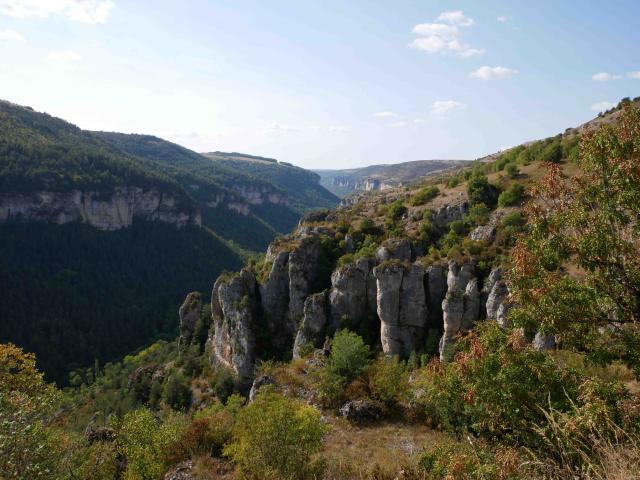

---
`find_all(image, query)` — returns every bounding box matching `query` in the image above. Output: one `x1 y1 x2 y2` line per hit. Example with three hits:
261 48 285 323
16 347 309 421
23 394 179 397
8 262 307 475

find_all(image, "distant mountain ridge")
315 159 468 197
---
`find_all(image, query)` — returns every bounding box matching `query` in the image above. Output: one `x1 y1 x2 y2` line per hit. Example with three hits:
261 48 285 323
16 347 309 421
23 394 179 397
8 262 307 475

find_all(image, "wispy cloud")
0 28 25 41
46 49 82 62
431 100 467 115
328 125 349 133
0 0 115 24
591 101 615 112
373 111 399 118
437 10 474 27
410 10 484 58
592 72 621 81
628 71 640 79
497 15 508 22
470 66 518 80
261 123 299 135
389 121 407 128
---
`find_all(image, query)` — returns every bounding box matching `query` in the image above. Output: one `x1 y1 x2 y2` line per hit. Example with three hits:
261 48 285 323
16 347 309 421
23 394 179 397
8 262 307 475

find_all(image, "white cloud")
0 0 114 24
261 123 299 135
591 101 615 112
592 72 621 81
0 28 25 41
437 10 474 27
470 66 518 80
389 121 407 128
431 100 467 115
46 49 82 62
628 71 640 79
497 15 508 22
410 10 483 58
373 111 399 118
328 125 348 133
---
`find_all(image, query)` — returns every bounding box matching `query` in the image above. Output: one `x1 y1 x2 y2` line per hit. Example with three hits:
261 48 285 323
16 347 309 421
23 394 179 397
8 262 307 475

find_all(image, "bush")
467 173 499 207
411 186 439 206
367 356 409 407
317 330 370 406
501 211 525 228
167 409 233 463
224 390 326 479
413 323 581 446
465 202 490 226
543 141 563 163
449 219 467 235
117 409 187 480
505 162 519 178
386 200 407 222
497 183 525 207
212 367 236 403
163 372 191 411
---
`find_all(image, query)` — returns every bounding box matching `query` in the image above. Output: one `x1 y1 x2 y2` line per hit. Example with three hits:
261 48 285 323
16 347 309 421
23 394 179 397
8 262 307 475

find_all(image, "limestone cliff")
0 187 201 230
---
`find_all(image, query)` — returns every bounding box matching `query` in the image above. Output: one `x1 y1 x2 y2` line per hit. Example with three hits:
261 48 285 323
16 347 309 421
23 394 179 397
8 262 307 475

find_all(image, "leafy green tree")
505 162 519 178
162 371 192 411
367 355 409 407
0 343 64 480
224 390 326 479
510 105 640 374
116 408 187 480
467 172 499 207
542 141 563 163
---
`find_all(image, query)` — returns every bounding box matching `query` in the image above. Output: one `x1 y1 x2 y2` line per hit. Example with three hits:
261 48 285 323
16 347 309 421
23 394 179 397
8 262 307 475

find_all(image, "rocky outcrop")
293 292 329 358
433 203 468 228
374 262 428 356
178 292 202 350
484 268 508 320
439 261 477 361
0 188 201 230
329 261 370 328
426 265 448 328
288 235 323 326
339 399 382 423
249 374 275 402
211 269 258 380
376 238 412 263
259 251 291 350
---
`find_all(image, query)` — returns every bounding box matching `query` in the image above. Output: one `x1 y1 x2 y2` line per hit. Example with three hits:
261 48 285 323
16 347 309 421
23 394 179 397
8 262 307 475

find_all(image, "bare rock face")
249 374 275 402
373 262 427 356
533 332 556 351
293 292 329 358
178 292 202 350
433 203 468 228
485 268 508 321
0 188 201 231
288 235 323 327
470 224 496 242
496 302 514 328
375 238 412 263
211 269 258 380
426 264 448 327
462 278 480 330
329 262 369 328
259 251 291 350
440 260 478 361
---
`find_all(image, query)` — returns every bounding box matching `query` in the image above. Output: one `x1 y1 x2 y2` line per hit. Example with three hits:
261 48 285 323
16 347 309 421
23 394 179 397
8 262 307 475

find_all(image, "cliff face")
203 220 548 382
0 187 201 230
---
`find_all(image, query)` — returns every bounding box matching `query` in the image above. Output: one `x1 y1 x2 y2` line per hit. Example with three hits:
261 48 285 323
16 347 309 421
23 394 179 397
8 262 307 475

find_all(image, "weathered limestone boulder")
496 302 514 328
344 234 355 253
259 251 291 350
373 262 427 356
163 461 196 480
178 292 202 350
288 235 323 326
211 269 258 380
470 224 496 242
462 278 480 330
533 332 556 351
375 238 412 263
293 292 329 358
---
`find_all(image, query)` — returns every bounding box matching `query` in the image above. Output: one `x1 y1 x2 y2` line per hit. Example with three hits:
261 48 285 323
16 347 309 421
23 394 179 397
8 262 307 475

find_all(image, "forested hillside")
0 100 338 383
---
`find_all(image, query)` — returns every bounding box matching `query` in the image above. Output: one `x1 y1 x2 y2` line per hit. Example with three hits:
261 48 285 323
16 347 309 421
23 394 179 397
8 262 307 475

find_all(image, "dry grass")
321 416 447 479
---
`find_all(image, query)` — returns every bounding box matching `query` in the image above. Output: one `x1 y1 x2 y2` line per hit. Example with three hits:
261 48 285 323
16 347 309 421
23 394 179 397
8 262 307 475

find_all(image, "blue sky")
0 0 638 169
